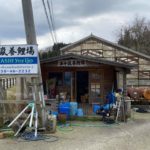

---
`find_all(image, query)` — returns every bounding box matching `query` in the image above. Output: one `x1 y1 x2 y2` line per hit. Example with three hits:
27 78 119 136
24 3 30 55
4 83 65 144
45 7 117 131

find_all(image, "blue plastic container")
70 102 78 116
103 104 113 111
58 102 70 118
52 111 58 117
59 107 70 116
59 102 70 108
93 104 101 113
77 108 84 117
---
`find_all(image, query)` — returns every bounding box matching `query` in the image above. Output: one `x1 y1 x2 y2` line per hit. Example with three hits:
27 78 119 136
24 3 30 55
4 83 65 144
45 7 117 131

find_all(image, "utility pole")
22 0 37 44
22 0 46 127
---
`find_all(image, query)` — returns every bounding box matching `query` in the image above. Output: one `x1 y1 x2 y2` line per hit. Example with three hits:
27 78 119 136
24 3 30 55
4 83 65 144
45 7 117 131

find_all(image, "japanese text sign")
0 45 38 75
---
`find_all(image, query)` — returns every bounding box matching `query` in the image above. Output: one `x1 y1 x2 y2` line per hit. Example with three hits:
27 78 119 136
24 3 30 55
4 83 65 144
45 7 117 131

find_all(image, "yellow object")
115 93 122 98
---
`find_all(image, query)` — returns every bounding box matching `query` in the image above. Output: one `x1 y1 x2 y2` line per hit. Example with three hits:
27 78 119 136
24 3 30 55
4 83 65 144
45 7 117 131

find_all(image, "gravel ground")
0 111 150 150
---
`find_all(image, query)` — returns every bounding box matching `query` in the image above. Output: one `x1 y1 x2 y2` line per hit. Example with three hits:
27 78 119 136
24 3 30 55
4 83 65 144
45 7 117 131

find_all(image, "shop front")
41 54 133 115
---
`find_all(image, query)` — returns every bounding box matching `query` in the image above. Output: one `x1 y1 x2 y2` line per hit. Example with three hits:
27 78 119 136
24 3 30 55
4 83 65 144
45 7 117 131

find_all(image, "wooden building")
60 34 150 87
40 34 150 114
41 54 134 103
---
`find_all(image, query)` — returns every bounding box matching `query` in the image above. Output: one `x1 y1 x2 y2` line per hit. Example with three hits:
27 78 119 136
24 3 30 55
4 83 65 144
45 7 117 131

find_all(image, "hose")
17 131 59 142
57 123 74 132
57 120 120 133
71 122 119 128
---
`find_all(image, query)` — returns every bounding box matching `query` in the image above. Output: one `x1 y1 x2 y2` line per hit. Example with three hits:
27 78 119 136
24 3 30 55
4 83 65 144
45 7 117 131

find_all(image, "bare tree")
118 16 150 55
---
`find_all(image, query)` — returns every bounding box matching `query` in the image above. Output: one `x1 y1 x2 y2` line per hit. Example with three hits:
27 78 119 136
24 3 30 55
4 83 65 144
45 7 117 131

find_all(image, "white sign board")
0 45 38 75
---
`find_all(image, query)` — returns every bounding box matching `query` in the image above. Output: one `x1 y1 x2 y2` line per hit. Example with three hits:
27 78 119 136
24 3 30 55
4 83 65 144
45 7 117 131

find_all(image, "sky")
0 0 150 49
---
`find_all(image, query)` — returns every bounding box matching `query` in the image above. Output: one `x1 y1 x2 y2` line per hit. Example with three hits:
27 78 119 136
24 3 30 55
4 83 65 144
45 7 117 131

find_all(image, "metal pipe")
29 104 35 127
34 111 38 137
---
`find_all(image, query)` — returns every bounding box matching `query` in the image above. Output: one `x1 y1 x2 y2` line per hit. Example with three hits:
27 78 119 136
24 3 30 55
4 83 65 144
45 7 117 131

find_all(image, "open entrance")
47 72 72 100
76 71 89 103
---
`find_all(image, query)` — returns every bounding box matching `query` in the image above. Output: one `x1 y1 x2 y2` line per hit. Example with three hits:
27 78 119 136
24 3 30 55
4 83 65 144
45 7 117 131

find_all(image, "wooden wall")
41 62 116 104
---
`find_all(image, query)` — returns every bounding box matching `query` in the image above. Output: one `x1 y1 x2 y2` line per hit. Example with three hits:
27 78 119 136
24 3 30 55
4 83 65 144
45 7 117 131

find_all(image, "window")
89 72 102 103
90 83 101 98
91 73 101 81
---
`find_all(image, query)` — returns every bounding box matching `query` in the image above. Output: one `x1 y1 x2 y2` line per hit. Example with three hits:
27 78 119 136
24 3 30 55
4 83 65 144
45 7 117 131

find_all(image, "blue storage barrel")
70 102 78 116
93 104 101 113
58 102 70 118
59 107 70 117
59 102 70 108
77 108 84 117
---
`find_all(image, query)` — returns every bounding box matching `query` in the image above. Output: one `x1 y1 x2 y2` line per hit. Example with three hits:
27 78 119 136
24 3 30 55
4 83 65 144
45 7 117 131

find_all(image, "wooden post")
123 69 127 122
2 79 5 90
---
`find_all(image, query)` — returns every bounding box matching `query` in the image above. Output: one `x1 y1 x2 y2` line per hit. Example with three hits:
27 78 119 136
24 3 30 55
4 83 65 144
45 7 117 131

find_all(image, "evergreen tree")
40 42 68 60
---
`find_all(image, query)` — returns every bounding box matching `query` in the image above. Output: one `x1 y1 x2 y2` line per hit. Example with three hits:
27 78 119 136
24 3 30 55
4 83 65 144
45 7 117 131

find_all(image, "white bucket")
46 115 57 133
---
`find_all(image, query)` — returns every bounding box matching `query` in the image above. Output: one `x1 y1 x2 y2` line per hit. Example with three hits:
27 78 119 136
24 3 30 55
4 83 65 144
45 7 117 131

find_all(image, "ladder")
115 96 126 122
8 82 46 137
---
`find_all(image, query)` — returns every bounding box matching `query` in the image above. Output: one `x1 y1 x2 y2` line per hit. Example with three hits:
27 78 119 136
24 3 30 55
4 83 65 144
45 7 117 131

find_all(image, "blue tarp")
93 92 116 112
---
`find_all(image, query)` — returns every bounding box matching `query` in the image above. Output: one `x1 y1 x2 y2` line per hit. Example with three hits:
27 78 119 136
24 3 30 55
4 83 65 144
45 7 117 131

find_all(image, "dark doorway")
76 71 89 103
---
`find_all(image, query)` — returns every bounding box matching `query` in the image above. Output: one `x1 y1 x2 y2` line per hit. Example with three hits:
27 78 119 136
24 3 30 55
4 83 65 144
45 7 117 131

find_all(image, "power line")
50 0 57 43
47 0 57 43
42 0 56 44
50 0 56 33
